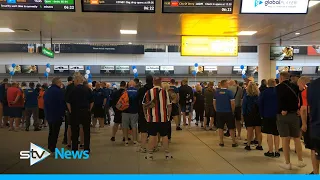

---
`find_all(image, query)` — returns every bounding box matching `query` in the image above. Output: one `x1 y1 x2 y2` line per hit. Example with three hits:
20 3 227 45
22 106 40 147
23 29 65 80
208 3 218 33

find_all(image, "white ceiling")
0 0 320 45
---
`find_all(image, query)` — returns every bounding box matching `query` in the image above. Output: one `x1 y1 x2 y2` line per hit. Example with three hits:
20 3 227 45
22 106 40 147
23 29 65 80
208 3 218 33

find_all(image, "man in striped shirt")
143 77 172 160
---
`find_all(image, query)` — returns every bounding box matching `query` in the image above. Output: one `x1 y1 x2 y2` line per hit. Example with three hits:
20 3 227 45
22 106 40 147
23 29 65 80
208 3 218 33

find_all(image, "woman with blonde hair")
242 82 263 151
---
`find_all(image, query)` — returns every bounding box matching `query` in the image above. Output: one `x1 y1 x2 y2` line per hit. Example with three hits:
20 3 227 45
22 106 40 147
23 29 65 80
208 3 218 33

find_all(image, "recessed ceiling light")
238 31 257 36
295 32 300 35
120 30 137 34
0 28 14 32
309 1 320 7
128 42 132 44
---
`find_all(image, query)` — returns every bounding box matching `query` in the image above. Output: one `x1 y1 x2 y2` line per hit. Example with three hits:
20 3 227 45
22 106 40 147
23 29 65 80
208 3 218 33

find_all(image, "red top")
38 89 45 109
7 87 24 107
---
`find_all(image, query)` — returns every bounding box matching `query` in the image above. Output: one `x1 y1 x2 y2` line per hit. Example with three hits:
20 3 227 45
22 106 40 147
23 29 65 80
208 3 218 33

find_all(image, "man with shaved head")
122 80 139 146
7 82 24 131
102 82 112 125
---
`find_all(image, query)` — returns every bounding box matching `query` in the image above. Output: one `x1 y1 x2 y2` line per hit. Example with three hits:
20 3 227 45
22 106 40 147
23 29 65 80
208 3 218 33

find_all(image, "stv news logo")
20 143 89 166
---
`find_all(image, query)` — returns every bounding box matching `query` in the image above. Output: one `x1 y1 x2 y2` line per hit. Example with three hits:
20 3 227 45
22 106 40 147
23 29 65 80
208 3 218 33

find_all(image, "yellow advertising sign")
181 36 238 56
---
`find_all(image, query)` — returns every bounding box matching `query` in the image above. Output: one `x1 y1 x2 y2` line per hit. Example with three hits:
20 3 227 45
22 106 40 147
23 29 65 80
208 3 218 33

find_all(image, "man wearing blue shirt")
92 82 106 130
24 82 41 131
122 80 139 146
214 80 237 147
44 77 65 153
308 77 320 174
101 82 112 125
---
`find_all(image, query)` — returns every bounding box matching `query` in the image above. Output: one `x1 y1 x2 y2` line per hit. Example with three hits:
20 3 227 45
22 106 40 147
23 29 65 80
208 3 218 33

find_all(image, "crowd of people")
0 71 319 174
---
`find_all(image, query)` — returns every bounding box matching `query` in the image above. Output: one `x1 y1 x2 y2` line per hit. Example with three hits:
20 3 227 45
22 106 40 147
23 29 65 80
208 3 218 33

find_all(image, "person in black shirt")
110 81 127 142
136 75 153 153
259 79 267 93
179 79 194 128
276 72 306 170
0 78 8 127
92 82 106 130
67 74 94 153
63 76 75 146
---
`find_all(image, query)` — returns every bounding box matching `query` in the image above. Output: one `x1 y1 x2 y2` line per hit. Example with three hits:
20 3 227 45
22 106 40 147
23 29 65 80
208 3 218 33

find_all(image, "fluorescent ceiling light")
309 1 320 7
128 42 132 44
0 28 14 32
238 31 257 36
120 30 137 34
295 32 300 35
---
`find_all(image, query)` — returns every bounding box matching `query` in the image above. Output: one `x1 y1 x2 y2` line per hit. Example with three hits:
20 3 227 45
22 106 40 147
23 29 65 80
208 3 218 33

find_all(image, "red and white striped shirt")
142 86 171 123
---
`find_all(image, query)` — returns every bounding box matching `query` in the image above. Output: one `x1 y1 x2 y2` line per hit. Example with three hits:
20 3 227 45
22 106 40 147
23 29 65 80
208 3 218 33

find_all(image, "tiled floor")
0 122 313 174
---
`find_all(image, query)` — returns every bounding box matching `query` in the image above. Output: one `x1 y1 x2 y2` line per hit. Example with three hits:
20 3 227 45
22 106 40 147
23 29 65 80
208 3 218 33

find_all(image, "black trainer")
195 122 198 126
275 152 280 158
110 137 115 141
251 140 259 145
34 128 41 131
232 143 238 147
25 127 29 132
176 126 182 131
264 151 274 157
219 143 224 147
245 146 251 151
256 146 263 151
279 147 283 152
224 132 230 137
79 144 84 149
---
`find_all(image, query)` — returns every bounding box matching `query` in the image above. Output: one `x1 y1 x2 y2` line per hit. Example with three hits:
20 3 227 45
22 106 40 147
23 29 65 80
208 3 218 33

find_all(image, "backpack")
116 91 129 111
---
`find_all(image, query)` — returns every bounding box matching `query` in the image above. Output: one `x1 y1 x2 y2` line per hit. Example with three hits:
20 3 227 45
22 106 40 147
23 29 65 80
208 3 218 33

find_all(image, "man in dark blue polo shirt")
308 77 320 174
101 82 112 125
44 77 65 153
24 82 41 131
214 80 237 147
67 75 94 153
92 82 106 130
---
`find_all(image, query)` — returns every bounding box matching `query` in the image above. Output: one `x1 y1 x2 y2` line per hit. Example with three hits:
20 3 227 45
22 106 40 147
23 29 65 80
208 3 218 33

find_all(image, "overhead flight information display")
162 0 234 13
0 0 75 11
81 0 155 13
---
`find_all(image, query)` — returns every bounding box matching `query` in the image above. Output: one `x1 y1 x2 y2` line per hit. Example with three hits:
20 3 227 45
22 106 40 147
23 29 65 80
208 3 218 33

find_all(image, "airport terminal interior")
0 0 320 174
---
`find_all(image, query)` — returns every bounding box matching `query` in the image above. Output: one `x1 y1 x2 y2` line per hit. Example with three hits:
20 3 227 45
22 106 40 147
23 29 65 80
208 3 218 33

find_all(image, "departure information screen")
0 0 75 11
162 0 234 13
81 0 155 13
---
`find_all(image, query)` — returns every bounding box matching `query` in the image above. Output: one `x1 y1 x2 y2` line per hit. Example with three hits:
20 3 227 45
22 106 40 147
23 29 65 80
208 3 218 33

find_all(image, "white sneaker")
137 148 147 153
124 141 129 147
279 163 292 170
133 141 139 146
297 161 306 168
157 142 162 147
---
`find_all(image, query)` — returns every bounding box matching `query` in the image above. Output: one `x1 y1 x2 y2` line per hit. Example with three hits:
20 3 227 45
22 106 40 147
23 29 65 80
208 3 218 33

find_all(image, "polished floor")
0 121 313 174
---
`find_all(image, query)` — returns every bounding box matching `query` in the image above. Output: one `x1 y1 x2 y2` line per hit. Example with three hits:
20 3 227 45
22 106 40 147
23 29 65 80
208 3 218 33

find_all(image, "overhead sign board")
240 0 309 14
81 0 155 13
162 0 234 14
181 36 238 56
0 0 75 12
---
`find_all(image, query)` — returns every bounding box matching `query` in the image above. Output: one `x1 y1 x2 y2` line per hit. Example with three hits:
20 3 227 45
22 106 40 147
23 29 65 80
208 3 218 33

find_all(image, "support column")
258 44 276 84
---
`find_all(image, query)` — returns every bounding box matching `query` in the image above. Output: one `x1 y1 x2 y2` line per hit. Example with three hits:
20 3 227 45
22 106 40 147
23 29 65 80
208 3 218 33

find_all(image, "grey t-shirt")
228 85 243 107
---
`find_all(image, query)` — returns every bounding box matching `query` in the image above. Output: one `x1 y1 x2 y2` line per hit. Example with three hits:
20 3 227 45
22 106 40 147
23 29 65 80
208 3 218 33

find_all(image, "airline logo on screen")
254 0 263 7
254 0 298 7
20 143 89 166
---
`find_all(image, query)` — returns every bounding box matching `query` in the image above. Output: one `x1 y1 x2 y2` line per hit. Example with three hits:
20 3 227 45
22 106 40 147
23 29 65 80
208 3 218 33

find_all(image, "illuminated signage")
181 36 238 56
240 0 309 14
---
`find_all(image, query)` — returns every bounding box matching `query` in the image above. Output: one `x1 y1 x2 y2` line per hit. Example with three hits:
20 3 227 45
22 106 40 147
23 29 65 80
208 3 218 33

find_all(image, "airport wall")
0 52 319 66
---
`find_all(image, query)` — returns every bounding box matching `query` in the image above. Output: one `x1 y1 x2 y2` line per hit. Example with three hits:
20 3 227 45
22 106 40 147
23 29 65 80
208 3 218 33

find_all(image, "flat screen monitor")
307 46 320 56
289 66 303 72
162 0 234 14
189 66 204 74
100 66 115 74
0 0 75 11
240 0 309 14
160 66 174 75
278 66 289 72
145 66 160 75
270 46 294 61
21 65 38 74
115 66 130 74
69 65 85 73
54 65 69 74
81 0 155 13
6 65 21 74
